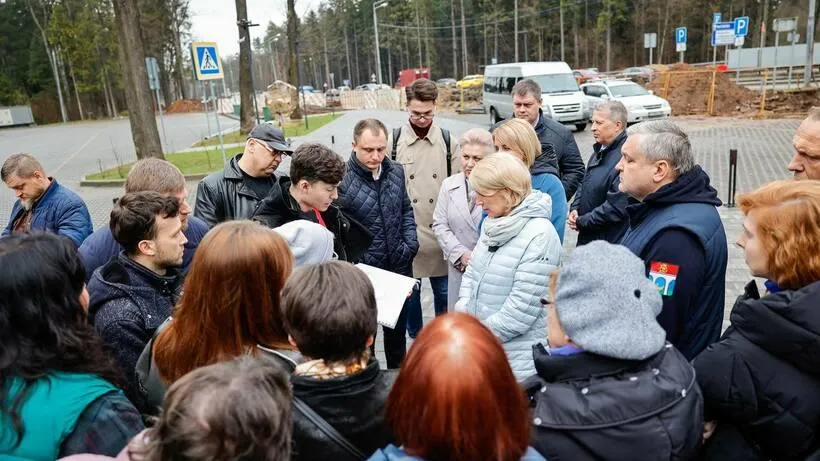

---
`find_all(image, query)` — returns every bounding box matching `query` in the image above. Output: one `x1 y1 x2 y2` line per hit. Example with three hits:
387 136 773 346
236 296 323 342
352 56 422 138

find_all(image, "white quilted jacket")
455 190 562 380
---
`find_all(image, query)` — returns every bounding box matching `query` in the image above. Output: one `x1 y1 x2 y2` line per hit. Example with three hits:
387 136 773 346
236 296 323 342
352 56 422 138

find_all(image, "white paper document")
355 264 417 329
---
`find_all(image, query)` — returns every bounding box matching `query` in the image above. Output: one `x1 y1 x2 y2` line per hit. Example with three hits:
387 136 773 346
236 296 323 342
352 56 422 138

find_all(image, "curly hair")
130 357 292 461
0 233 124 447
738 180 820 290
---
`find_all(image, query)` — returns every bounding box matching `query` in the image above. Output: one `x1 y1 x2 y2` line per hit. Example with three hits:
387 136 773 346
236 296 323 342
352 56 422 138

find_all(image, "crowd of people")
2 77 820 461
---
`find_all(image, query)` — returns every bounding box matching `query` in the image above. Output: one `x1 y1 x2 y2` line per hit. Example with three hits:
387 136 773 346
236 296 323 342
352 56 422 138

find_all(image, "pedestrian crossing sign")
191 41 223 80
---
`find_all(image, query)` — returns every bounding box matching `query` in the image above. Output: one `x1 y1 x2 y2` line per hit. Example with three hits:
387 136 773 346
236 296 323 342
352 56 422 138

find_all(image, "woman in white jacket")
455 152 562 380
433 128 495 311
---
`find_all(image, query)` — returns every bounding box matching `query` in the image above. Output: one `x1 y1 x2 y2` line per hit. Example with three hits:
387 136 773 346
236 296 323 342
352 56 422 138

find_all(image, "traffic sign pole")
210 82 227 166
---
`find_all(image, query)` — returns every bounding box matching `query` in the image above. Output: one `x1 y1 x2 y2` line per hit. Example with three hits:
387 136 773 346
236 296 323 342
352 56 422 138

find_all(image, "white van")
483 62 589 131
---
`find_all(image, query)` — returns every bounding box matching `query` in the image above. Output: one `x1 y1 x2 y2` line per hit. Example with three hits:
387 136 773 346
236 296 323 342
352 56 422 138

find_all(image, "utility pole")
806 0 817 84
759 0 769 68
514 0 519 61
415 0 423 68
372 0 388 85
451 0 458 76
460 0 468 74
559 0 565 61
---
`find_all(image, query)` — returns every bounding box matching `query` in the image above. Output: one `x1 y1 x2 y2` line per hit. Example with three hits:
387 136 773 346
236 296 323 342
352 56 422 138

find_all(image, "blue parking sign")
734 16 750 37
676 27 687 44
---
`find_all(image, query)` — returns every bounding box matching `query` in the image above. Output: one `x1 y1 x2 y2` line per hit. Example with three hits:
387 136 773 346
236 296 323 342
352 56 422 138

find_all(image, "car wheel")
575 123 587 132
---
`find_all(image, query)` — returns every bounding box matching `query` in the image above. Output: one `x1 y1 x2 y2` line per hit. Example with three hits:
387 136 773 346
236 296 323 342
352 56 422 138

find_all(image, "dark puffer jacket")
693 280 820 461
291 359 397 461
337 156 418 276
525 343 703 461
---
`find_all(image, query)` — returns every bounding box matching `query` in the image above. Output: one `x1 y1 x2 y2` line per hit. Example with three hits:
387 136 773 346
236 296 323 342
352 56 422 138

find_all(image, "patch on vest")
649 261 679 297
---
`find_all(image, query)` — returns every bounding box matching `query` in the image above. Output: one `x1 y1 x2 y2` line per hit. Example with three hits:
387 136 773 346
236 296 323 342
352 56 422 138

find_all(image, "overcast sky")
189 0 321 56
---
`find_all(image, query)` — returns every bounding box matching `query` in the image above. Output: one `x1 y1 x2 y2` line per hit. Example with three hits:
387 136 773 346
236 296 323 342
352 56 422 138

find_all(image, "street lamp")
267 33 282 82
373 0 389 85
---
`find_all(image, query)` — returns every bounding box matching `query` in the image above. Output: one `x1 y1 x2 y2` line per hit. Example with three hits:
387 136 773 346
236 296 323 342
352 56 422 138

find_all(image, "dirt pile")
437 87 482 112
166 99 203 113
648 63 759 116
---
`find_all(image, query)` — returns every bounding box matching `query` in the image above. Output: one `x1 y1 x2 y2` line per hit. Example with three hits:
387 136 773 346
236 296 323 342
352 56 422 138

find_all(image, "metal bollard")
726 149 738 207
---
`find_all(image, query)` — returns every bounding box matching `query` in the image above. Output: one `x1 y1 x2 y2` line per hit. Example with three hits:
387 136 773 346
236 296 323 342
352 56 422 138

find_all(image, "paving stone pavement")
0 112 799 364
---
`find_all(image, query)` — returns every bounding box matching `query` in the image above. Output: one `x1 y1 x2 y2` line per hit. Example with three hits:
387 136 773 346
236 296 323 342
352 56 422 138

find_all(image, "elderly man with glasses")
388 78 461 339
194 123 293 227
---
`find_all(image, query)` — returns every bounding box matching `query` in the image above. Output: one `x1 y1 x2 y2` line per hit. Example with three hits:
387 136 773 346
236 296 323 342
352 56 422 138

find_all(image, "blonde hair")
738 180 820 290
492 119 540 169
459 128 495 154
468 152 532 210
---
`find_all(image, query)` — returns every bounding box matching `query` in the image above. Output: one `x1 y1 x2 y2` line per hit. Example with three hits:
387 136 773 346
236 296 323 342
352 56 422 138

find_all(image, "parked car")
437 78 458 87
581 79 671 124
457 74 484 89
573 68 601 85
615 67 656 81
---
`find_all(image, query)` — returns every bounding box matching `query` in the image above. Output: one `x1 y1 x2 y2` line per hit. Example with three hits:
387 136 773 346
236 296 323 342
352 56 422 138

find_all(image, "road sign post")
644 33 657 65
145 56 167 152
675 27 687 63
733 17 749 83
191 41 227 165
712 22 735 68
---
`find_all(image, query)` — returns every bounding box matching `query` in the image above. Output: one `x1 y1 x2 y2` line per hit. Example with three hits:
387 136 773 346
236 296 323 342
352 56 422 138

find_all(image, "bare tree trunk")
559 0 565 61
67 58 85 120
111 0 164 159
344 26 352 84
460 0 468 74
451 0 457 76
606 1 611 71
236 0 256 132
27 0 68 123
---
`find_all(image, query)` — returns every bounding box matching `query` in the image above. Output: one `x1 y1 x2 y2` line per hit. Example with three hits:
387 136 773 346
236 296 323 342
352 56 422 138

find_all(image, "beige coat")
390 121 460 278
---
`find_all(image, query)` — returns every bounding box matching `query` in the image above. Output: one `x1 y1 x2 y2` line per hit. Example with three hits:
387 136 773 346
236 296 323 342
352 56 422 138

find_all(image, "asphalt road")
0 113 239 184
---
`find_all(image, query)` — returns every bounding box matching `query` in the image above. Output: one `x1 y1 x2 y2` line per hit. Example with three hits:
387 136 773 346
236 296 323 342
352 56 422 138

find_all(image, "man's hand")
567 209 579 231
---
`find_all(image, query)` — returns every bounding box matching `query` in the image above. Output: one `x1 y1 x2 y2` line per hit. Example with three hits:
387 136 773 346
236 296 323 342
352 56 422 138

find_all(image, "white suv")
581 80 671 124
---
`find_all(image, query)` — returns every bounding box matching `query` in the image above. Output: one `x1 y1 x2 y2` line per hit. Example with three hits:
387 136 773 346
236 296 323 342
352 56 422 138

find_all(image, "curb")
80 172 210 188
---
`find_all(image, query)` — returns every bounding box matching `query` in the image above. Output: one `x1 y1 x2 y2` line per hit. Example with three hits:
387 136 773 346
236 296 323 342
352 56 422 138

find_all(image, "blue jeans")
406 275 448 338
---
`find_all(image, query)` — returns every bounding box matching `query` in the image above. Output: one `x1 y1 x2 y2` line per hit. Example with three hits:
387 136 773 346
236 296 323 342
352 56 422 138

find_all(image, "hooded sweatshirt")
620 165 728 360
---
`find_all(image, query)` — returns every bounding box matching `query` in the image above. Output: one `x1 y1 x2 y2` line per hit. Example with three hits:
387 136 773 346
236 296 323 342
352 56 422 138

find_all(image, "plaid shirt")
59 391 144 457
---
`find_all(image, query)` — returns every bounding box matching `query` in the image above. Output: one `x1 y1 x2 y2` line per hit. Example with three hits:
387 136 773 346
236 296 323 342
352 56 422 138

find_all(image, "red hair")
154 221 294 383
385 313 530 461
738 180 820 289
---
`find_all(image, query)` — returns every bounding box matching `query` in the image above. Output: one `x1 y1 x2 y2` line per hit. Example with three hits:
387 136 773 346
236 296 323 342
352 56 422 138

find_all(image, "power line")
378 0 602 30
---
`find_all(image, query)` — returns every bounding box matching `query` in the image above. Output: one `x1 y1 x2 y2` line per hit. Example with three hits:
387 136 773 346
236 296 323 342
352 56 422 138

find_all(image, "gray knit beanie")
273 220 335 268
554 241 666 360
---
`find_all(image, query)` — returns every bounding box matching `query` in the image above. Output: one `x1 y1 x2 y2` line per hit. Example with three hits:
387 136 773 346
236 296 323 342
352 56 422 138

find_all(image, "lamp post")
267 33 281 82
372 0 389 85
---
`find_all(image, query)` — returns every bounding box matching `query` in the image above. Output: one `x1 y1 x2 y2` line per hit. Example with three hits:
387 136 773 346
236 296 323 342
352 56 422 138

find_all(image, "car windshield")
530 73 580 93
609 84 649 97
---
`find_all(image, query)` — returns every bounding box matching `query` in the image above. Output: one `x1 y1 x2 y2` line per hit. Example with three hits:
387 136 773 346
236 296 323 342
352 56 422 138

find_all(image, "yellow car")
457 74 484 89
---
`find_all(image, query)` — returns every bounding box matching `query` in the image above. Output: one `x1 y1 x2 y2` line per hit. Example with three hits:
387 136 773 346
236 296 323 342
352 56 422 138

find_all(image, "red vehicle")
397 68 430 88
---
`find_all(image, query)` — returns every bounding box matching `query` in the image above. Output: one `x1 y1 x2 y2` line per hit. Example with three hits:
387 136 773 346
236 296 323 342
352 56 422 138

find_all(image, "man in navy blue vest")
616 120 727 360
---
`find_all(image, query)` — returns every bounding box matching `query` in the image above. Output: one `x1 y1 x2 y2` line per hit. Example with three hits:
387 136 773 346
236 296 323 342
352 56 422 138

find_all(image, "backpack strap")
441 127 452 177
391 127 401 161
293 397 366 460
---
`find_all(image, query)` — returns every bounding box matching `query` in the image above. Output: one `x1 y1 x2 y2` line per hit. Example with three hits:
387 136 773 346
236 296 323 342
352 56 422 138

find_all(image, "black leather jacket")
251 176 373 263
193 153 278 228
291 359 397 461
